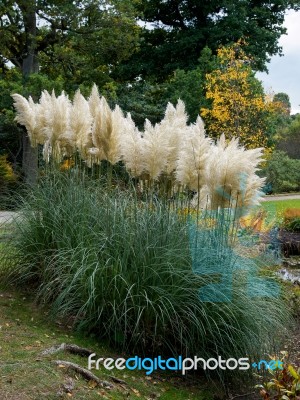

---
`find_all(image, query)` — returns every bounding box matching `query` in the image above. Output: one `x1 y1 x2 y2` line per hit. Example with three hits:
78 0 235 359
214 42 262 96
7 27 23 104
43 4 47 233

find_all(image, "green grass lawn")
259 199 300 226
261 199 300 214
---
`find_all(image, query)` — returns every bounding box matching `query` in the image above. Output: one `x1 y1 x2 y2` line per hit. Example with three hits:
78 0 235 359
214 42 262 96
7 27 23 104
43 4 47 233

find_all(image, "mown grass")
243 199 300 230
261 199 300 224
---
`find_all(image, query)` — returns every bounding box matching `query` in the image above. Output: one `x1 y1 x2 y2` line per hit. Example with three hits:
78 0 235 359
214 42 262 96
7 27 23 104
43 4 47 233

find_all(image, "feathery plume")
142 119 171 181
12 94 39 146
205 134 265 210
176 118 211 191
42 90 72 162
120 113 144 177
70 90 93 160
88 84 101 119
90 96 112 164
235 174 266 214
34 91 52 145
106 105 123 165
161 100 189 175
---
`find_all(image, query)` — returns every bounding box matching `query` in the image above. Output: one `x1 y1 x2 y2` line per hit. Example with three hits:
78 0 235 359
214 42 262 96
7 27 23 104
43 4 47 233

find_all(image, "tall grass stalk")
3 171 289 365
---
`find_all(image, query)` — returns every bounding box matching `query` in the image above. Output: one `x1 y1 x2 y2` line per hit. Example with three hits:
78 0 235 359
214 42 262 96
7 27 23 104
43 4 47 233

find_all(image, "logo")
88 354 283 375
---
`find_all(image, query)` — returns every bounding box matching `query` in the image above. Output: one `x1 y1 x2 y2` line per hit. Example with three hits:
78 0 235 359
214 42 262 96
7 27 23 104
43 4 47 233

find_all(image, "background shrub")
0 154 19 210
282 208 300 233
262 150 300 193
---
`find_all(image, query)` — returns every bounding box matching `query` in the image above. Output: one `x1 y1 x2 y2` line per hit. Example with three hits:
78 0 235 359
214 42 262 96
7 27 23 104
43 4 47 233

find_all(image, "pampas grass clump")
5 91 290 372
2 171 288 362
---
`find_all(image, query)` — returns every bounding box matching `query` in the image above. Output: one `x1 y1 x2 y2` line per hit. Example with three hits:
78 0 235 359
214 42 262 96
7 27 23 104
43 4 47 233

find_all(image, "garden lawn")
260 199 300 226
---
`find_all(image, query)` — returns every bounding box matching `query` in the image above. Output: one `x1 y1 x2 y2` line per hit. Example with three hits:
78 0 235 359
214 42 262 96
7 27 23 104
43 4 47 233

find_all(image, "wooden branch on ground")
53 360 114 389
42 343 128 388
41 343 95 357
108 375 128 385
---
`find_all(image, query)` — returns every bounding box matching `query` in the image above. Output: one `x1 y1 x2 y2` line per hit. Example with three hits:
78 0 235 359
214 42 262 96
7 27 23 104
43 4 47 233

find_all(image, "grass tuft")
1 171 291 372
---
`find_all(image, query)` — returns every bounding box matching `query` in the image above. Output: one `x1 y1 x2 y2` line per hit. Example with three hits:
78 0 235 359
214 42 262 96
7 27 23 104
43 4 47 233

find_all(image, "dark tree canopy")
0 0 139 83
116 0 300 81
1 0 299 183
0 0 139 183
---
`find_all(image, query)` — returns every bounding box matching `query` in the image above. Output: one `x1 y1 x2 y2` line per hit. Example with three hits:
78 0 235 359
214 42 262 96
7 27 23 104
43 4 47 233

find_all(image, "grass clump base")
2 171 290 366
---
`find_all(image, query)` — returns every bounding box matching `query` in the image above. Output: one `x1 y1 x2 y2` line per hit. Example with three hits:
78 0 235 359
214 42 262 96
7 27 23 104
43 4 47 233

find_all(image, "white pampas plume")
176 117 211 191
90 95 112 164
205 134 265 210
42 90 73 161
161 99 188 129
163 102 176 121
34 90 52 145
242 147 265 172
70 90 92 159
90 95 123 165
120 113 144 177
205 135 243 208
12 94 39 147
142 119 171 181
160 100 190 175
235 174 266 214
106 105 123 165
27 97 48 146
88 85 104 165
88 84 101 118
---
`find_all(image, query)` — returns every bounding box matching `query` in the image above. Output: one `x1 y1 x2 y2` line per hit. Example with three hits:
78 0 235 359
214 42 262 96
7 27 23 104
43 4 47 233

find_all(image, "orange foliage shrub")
283 208 300 221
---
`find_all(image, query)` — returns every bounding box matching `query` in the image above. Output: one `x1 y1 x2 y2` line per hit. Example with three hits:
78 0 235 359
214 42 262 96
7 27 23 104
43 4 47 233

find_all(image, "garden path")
0 211 17 224
261 193 300 201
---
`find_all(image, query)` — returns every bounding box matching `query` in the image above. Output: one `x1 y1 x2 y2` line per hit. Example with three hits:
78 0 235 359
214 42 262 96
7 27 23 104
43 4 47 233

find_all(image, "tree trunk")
21 1 39 185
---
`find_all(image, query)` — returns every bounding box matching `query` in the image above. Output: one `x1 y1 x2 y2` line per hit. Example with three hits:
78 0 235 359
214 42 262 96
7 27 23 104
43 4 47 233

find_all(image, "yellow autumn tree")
201 41 279 150
0 154 16 191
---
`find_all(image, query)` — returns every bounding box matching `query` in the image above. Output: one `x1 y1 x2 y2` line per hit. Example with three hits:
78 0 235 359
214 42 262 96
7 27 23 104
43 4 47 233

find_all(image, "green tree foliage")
265 92 292 145
116 0 300 81
278 113 300 159
116 66 209 127
0 0 139 183
273 92 291 115
0 69 24 171
163 47 216 122
116 47 215 126
116 81 167 128
0 0 139 84
263 150 300 192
